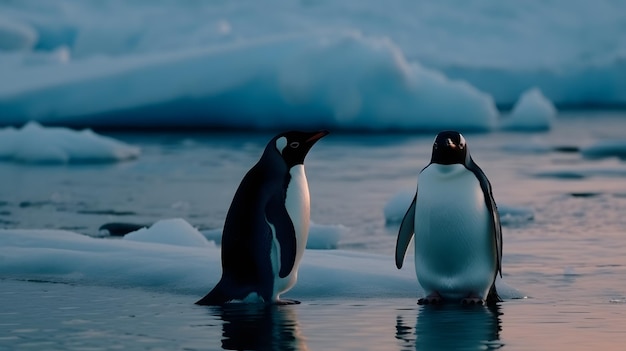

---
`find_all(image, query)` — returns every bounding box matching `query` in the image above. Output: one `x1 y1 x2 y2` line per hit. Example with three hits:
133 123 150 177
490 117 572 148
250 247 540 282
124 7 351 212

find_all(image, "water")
2 111 626 350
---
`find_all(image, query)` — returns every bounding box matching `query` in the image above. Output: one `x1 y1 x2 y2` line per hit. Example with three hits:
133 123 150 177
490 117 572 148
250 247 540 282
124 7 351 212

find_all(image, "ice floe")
0 226 523 300
0 122 139 164
102 219 344 250
124 218 213 248
201 222 344 250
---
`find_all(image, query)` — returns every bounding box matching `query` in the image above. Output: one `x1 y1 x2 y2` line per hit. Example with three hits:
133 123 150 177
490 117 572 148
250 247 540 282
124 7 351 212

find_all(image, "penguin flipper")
395 193 417 269
265 194 297 278
468 159 503 278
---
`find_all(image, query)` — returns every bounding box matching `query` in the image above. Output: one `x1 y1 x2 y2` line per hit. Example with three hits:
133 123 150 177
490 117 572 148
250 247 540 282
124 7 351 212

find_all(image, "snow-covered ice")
124 218 213 248
205 223 344 250
0 121 139 164
112 220 345 250
0 223 523 300
0 227 415 297
0 0 623 131
500 88 557 131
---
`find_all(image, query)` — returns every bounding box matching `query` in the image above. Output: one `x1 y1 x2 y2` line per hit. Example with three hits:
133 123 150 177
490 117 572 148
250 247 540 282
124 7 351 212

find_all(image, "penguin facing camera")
396 130 502 305
196 130 329 305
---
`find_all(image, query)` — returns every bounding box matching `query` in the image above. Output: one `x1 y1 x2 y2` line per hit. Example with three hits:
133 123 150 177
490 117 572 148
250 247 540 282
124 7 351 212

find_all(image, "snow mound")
0 228 524 300
500 88 556 131
384 191 415 224
0 33 497 132
201 222 345 250
307 222 346 250
0 122 140 164
581 141 626 160
384 190 533 226
124 218 213 248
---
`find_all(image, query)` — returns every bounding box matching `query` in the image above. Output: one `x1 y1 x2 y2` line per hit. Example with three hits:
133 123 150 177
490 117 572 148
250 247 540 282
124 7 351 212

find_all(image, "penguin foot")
461 297 485 306
275 299 301 305
418 293 443 305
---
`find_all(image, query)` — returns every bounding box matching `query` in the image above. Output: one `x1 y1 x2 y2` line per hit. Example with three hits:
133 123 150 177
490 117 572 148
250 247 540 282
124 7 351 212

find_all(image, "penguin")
395 130 502 305
196 130 329 305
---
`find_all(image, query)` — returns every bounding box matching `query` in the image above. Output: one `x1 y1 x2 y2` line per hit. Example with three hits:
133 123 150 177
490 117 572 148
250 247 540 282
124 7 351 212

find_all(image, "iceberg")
2 0 621 131
0 33 498 132
500 88 557 131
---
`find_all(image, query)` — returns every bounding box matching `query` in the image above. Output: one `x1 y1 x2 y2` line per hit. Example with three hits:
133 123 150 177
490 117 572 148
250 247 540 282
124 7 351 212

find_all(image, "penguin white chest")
271 164 310 299
413 164 496 299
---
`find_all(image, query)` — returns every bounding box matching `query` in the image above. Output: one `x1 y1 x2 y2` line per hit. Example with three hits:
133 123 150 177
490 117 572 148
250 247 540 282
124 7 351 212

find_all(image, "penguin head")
430 130 469 165
272 130 329 167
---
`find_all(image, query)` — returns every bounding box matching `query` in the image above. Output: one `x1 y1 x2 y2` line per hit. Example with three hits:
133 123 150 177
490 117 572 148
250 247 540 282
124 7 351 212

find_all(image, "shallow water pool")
2 279 626 350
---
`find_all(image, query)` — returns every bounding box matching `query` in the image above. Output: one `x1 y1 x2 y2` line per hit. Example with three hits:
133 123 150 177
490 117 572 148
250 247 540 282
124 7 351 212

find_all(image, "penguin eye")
458 134 466 149
433 142 438 150
289 142 300 148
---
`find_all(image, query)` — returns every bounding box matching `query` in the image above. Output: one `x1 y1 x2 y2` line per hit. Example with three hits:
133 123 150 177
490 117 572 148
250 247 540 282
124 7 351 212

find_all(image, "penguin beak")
445 138 457 149
306 130 330 144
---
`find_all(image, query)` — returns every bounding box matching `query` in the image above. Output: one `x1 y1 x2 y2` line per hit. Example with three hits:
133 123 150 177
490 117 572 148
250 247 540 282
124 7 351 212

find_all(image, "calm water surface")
1 111 626 350
2 279 626 350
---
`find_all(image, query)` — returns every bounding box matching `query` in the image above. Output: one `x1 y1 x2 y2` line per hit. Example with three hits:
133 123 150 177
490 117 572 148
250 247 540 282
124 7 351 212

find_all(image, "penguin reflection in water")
396 131 502 305
196 130 328 305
